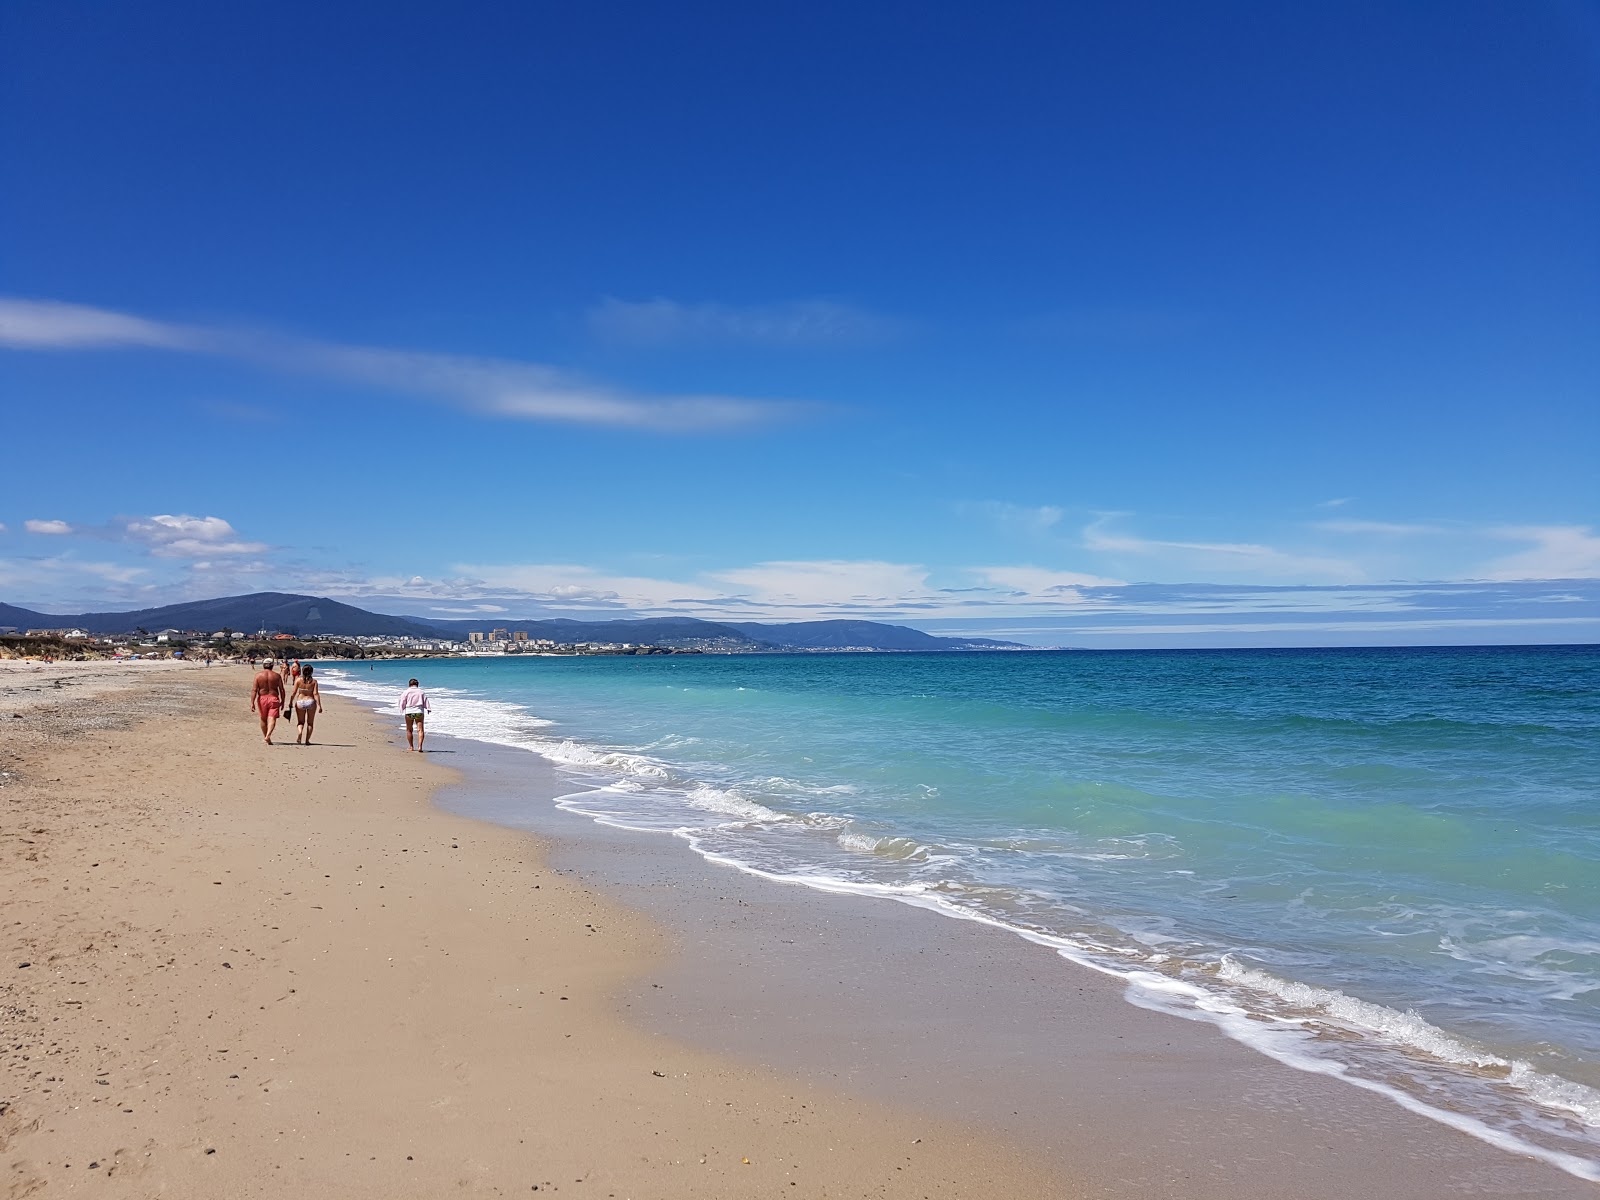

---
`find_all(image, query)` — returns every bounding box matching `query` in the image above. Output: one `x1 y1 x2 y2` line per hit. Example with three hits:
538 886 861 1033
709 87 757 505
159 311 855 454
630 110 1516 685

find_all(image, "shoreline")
331 677 1597 1198
2 663 1065 1197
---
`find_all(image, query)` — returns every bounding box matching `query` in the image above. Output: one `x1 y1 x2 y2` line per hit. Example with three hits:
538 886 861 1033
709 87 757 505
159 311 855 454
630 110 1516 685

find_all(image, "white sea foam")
682 784 788 824
530 738 675 779
1217 959 1512 1071
837 831 932 860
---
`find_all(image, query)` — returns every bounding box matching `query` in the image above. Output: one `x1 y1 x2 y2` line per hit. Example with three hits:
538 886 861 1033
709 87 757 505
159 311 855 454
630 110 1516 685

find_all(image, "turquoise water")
323 646 1600 1177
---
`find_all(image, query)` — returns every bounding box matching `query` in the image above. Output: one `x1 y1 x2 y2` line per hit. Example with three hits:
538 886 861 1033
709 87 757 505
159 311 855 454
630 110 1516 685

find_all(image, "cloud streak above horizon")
0 297 803 432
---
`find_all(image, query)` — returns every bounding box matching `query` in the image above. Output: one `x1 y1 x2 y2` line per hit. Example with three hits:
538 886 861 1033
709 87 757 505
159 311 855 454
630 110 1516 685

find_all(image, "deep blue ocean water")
322 645 1600 1178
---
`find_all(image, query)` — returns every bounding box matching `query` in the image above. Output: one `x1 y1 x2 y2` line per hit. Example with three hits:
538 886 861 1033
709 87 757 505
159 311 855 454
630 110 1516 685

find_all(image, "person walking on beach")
398 678 431 752
250 659 286 745
289 664 324 745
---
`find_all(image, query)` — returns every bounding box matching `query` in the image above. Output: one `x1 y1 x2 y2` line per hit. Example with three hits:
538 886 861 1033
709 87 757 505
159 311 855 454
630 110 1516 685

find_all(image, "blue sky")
2 1 1596 646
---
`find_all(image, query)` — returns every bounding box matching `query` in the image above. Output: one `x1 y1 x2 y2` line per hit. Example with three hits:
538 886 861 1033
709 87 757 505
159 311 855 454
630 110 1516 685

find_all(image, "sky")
1 0 1597 647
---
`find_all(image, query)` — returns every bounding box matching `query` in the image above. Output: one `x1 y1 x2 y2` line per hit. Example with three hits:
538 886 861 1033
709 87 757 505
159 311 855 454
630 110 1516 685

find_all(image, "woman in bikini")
289 664 324 745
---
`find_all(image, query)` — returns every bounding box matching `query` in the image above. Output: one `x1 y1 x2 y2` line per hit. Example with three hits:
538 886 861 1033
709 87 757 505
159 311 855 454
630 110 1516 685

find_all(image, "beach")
3 659 1595 1198
1 662 1064 1198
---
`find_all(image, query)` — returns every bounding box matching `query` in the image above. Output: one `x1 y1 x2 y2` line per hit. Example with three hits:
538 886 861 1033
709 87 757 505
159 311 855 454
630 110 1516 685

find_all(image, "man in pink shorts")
250 659 286 745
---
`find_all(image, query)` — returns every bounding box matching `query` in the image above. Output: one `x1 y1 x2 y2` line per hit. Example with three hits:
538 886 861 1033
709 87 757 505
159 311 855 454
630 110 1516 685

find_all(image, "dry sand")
2 663 1066 1198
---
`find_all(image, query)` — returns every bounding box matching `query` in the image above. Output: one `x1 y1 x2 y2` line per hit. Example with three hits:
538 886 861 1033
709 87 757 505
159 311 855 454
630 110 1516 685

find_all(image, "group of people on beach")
248 659 323 745
249 659 433 752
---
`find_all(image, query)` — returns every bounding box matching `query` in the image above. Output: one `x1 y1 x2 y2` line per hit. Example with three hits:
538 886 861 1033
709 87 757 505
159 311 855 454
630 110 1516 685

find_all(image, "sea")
320 645 1600 1180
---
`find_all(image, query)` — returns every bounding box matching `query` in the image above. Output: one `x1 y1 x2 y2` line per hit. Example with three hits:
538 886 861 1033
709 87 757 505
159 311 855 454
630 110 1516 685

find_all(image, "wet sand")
1 664 1064 1198
436 725 1599 1199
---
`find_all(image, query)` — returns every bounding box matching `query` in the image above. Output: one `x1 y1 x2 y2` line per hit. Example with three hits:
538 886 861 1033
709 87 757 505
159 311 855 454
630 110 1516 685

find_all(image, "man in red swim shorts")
250 659 287 745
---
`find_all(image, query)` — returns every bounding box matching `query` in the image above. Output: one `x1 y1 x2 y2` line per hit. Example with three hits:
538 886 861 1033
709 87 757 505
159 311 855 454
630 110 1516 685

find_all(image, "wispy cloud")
24 519 74 535
0 296 800 432
354 558 1124 622
971 566 1124 598
587 297 901 348
330 559 952 620
711 559 933 607
964 501 1066 537
0 298 199 350
8 524 1596 647
0 555 148 599
1317 497 1354 509
440 563 730 611
1313 519 1446 536
1483 526 1600 581
1083 518 1364 581
1033 615 1600 641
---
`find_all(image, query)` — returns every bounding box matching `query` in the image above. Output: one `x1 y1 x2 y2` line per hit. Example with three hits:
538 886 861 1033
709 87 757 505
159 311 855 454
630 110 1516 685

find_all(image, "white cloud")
445 563 728 611
368 559 955 620
0 555 147 597
122 514 268 558
0 298 199 350
423 557 1125 621
711 560 932 607
294 341 796 431
971 566 1124 599
1483 526 1600 581
1317 497 1354 509
1314 519 1445 536
24 519 73 535
0 296 798 433
1083 518 1364 581
588 298 899 347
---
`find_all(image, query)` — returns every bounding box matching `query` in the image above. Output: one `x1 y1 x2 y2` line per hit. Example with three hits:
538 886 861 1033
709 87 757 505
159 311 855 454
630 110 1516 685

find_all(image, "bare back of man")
250 664 286 745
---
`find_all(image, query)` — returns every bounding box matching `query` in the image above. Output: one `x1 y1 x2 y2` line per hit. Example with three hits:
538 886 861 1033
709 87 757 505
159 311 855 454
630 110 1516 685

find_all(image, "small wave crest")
683 784 788 824
1216 959 1600 1126
837 830 932 861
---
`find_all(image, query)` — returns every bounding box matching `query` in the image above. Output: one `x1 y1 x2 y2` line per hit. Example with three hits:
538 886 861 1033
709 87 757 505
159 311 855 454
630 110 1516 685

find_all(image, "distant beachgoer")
398 678 431 752
289 664 323 745
250 659 286 745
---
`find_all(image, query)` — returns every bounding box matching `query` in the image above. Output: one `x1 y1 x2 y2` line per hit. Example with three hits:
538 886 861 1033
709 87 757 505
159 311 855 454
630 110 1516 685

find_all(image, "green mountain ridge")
0 593 1029 651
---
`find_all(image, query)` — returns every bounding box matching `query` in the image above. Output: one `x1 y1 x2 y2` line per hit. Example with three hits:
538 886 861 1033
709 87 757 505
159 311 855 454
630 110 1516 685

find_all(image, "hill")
0 592 1031 651
0 603 54 631
420 615 763 649
0 592 440 639
722 619 1024 651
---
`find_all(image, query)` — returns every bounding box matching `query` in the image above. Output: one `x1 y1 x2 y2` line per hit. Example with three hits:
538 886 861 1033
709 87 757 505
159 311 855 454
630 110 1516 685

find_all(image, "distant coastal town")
0 625 689 661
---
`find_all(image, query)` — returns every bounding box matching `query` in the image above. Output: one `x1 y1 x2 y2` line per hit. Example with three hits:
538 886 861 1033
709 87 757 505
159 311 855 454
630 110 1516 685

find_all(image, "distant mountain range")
0 594 437 639
0 592 1028 652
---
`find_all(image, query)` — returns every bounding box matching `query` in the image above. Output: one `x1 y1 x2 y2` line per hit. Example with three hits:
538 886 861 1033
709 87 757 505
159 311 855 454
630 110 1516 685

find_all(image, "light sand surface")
0 660 199 712
2 666 1066 1198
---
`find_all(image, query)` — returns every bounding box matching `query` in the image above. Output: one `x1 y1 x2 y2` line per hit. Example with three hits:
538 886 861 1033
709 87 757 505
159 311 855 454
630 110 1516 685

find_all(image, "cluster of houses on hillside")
0 625 675 657
0 626 465 654
463 629 642 653
461 630 674 654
